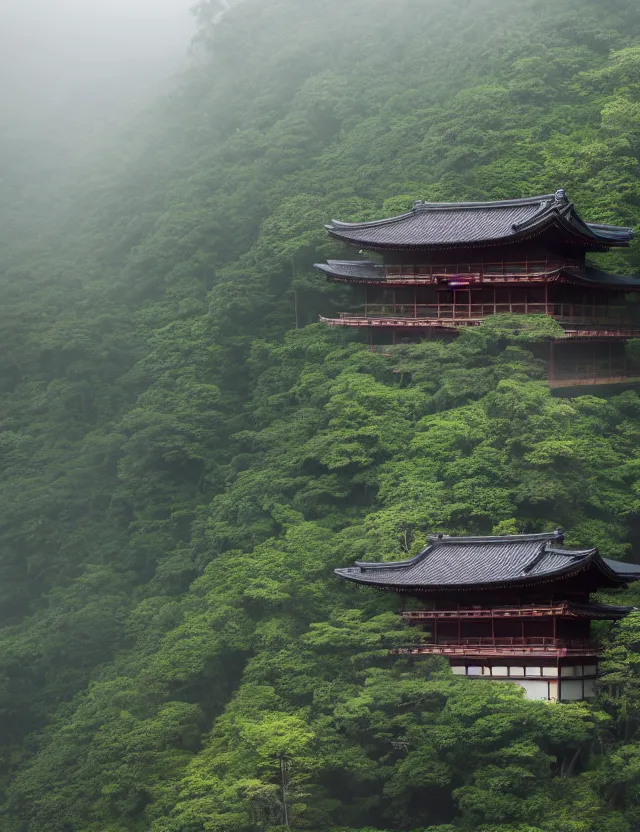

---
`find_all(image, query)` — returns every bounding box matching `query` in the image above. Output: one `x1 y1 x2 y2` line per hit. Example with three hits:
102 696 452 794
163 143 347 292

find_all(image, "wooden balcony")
394 637 599 659
321 302 640 338
382 260 576 285
401 605 591 621
337 302 638 326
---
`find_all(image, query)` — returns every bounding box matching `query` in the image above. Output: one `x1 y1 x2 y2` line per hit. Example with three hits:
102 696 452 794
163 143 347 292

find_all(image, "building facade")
336 531 640 701
315 190 640 387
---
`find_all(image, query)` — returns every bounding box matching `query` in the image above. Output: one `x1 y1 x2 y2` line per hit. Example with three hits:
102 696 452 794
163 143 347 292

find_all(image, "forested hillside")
3 0 640 829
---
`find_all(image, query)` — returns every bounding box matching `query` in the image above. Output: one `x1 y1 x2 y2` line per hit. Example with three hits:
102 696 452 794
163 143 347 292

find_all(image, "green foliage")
3 0 640 830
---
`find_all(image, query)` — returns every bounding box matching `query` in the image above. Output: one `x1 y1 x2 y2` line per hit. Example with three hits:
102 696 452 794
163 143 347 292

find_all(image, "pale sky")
0 0 197 115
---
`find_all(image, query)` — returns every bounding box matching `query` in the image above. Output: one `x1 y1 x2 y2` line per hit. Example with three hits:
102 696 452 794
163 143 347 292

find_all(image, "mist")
0 0 196 128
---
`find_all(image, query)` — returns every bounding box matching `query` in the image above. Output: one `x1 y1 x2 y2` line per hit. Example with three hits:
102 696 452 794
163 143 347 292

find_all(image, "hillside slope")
2 0 640 830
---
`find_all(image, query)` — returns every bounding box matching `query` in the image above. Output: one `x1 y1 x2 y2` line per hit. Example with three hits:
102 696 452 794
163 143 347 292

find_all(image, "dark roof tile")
336 531 636 591
313 260 385 281
326 191 635 250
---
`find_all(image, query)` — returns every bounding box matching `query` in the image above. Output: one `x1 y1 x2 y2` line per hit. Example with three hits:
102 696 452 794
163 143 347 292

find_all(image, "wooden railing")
394 638 598 657
342 303 639 327
401 605 579 620
384 260 577 280
425 637 587 648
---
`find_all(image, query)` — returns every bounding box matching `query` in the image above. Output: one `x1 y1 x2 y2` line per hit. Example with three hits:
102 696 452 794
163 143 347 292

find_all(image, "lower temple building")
336 530 640 701
315 190 640 388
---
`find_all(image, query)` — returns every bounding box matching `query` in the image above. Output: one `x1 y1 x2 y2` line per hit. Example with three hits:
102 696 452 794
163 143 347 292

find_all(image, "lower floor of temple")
365 332 640 389
450 660 598 701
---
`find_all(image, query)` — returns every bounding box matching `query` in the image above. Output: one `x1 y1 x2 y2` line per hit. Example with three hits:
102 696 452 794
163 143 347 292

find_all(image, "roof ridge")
354 544 434 571
544 546 596 557
327 211 415 231
428 532 561 544
326 259 377 265
413 194 556 210
327 196 555 231
521 542 551 575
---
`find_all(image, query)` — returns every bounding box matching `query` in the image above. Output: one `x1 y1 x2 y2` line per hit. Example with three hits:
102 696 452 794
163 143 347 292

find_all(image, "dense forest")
3 0 640 829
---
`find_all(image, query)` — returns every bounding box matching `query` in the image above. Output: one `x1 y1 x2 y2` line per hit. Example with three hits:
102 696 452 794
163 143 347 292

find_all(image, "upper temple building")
314 190 640 388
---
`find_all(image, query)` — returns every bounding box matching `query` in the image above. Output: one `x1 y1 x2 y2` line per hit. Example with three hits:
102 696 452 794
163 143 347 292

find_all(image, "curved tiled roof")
313 260 385 281
564 266 640 290
604 558 640 579
336 531 638 592
326 191 635 251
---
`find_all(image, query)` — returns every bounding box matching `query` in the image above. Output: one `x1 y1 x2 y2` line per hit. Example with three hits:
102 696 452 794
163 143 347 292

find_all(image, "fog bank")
0 0 196 120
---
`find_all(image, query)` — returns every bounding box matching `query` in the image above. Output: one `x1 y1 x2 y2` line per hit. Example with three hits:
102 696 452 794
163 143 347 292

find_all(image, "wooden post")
468 290 472 319
414 286 417 319
609 341 612 378
545 282 549 316
364 286 368 317
509 289 512 313
453 290 456 320
493 285 497 315
525 290 528 314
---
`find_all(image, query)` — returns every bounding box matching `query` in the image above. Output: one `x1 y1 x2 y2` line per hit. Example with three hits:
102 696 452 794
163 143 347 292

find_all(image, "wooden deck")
394 639 598 659
549 375 640 389
320 315 640 339
401 604 602 621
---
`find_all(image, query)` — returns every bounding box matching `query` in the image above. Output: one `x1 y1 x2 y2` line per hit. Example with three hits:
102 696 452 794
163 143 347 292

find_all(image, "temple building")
314 190 640 387
336 530 640 701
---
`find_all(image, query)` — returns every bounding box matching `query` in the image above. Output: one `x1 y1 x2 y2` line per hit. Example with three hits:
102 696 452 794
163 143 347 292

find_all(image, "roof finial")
555 188 567 203
413 200 424 210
